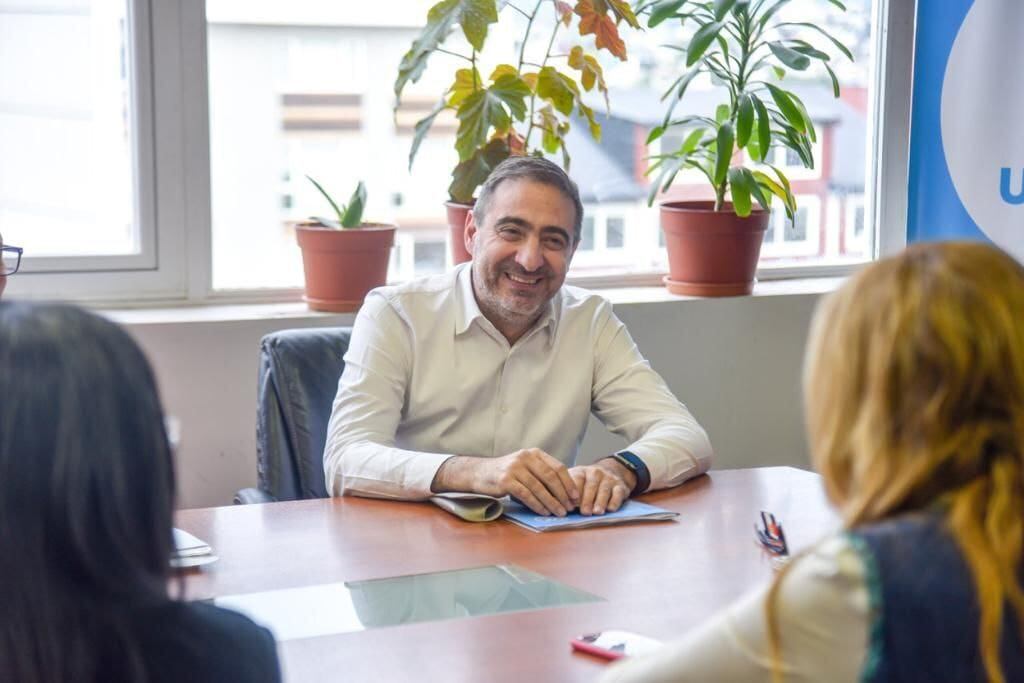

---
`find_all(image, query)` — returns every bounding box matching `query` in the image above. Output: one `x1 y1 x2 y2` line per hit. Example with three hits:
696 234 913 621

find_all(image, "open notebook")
430 493 678 532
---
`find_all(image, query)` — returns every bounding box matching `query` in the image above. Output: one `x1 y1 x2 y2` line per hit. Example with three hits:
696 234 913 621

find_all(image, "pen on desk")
755 511 789 557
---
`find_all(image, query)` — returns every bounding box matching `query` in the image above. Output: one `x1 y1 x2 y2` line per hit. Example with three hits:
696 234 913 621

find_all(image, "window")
207 9 453 290
579 216 595 252
606 217 625 249
1 1 138 263
763 196 822 258
13 0 915 302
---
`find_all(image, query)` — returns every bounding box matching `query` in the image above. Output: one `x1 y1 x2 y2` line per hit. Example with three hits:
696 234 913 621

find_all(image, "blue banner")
907 0 1024 260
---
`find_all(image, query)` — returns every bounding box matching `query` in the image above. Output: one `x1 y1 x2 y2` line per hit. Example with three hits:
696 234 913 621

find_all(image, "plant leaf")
340 181 367 228
772 66 786 80
715 103 730 124
765 83 805 134
647 0 687 27
594 0 642 27
687 20 725 66
578 101 602 141
768 42 810 70
395 0 497 99
680 127 706 153
460 0 499 50
714 122 734 186
448 67 481 107
455 91 505 160
409 97 448 170
306 175 346 226
490 64 518 82
536 104 565 154
758 0 792 30
568 46 609 109
454 75 530 160
713 0 736 21
728 167 752 216
776 23 854 61
537 66 578 115
646 125 665 144
767 163 797 216
576 0 628 60
824 62 840 97
741 167 770 211
555 0 574 25
736 94 754 148
789 41 831 62
752 169 789 214
750 93 771 162
790 94 816 143
449 137 509 202
647 156 685 205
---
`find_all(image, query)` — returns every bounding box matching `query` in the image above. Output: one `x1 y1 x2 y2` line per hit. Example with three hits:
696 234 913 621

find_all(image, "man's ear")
464 209 478 256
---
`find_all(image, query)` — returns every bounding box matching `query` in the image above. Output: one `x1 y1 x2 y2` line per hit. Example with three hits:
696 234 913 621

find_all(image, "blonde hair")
769 241 1024 683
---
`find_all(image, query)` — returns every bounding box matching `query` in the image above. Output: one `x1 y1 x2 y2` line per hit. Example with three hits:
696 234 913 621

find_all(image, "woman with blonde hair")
601 241 1024 682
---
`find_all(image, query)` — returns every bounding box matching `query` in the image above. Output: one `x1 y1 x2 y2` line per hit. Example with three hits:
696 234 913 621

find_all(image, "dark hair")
472 156 584 243
0 303 176 682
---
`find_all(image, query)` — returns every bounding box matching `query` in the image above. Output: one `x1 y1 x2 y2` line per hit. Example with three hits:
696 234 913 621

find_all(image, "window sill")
98 277 844 327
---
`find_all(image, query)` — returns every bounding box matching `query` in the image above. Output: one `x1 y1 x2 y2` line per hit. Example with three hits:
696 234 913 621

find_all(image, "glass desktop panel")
214 564 601 641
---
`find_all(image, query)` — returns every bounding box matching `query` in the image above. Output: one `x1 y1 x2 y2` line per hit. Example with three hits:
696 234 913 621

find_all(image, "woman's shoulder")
133 601 281 683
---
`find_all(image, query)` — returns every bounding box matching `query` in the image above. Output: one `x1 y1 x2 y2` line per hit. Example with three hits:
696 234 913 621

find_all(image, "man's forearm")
326 439 453 499
430 455 480 494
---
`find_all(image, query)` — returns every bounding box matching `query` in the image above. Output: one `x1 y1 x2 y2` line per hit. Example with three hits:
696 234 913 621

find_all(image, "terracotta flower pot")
445 200 473 265
295 223 396 312
660 200 769 297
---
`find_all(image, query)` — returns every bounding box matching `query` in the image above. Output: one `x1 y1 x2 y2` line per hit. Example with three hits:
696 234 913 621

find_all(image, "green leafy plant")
306 177 367 229
395 0 640 203
640 0 852 218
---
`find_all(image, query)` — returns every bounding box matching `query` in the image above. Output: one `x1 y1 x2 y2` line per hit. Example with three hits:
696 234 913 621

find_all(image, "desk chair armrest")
234 487 277 505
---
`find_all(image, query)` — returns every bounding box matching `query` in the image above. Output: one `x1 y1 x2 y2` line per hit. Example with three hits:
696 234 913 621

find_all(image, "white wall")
121 291 821 509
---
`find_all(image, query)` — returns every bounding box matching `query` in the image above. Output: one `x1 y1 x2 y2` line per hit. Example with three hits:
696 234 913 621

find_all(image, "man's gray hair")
472 156 584 244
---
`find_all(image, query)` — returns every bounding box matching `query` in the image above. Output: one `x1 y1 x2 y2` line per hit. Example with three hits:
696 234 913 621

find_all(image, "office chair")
234 326 351 504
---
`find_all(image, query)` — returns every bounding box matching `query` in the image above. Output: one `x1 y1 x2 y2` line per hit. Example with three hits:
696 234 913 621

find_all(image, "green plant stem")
524 9 563 150
471 50 480 90
506 2 531 19
436 47 473 63
717 7 754 212
517 0 544 73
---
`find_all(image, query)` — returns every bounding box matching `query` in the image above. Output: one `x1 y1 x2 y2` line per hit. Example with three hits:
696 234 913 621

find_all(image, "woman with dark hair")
0 303 280 682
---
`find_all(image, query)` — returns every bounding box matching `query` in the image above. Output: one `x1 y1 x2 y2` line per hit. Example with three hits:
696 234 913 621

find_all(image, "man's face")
466 179 578 337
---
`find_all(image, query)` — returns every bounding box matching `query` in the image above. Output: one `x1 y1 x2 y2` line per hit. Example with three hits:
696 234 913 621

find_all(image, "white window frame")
761 195 823 258
8 0 915 304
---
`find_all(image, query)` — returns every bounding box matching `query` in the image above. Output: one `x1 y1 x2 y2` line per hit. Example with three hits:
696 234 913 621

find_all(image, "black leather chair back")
252 326 351 501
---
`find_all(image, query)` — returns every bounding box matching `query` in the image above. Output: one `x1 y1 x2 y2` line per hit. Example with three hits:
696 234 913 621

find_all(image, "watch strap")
611 450 651 495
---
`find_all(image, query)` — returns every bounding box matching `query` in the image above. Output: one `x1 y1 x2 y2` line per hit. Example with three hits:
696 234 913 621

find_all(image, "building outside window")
2 0 901 302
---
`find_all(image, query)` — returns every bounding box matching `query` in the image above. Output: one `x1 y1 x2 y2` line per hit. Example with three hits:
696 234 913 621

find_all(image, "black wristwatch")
609 450 651 495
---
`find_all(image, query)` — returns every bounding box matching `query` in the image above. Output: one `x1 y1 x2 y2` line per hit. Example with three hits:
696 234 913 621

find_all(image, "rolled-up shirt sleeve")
323 293 451 499
590 303 713 490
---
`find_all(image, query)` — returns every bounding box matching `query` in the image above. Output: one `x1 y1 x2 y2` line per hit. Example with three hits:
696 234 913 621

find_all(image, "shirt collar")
454 263 561 347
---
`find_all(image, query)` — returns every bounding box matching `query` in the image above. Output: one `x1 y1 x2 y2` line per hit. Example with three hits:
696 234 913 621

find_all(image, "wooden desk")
176 467 837 682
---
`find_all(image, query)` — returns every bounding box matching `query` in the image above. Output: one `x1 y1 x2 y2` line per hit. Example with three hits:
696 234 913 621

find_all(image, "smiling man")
324 157 712 516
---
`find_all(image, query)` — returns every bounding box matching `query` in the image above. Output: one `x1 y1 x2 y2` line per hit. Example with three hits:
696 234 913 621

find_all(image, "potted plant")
296 179 396 312
641 0 852 296
394 0 639 263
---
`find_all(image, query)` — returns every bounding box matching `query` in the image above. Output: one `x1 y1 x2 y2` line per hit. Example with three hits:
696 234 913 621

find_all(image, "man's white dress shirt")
324 263 712 499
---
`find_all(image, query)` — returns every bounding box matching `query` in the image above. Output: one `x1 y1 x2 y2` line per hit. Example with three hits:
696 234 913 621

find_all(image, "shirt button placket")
493 349 513 457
